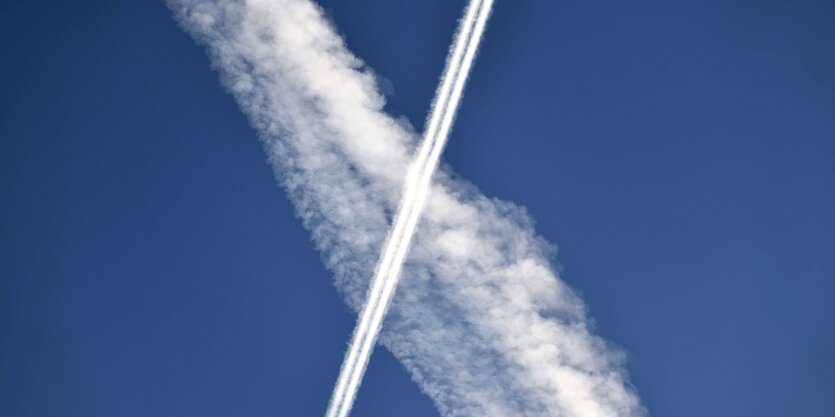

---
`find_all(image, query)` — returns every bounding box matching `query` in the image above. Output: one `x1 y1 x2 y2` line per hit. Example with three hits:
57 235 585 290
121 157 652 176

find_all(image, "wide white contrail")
325 1 494 417
169 0 646 416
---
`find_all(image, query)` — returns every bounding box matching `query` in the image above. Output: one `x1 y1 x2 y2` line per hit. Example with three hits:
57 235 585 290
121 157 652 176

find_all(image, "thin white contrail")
324 1 494 417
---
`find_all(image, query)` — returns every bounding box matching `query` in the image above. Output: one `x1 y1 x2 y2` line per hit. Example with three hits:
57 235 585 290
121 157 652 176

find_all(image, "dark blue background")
2 1 833 416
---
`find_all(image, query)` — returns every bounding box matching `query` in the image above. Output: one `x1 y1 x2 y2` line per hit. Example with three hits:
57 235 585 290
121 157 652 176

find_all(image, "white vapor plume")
325 1 492 417
168 1 646 416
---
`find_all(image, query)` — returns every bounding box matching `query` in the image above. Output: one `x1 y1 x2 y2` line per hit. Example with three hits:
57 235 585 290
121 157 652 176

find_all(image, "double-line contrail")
324 1 495 417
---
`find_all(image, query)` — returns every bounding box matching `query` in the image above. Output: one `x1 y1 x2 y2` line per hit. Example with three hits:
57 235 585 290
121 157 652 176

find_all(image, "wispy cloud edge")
167 1 646 416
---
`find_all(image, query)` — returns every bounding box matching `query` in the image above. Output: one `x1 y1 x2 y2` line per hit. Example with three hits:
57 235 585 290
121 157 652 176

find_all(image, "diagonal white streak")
168 0 647 416
325 1 493 416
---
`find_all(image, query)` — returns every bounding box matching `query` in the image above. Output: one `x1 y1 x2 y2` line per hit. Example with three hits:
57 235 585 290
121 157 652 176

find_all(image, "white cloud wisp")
168 1 646 416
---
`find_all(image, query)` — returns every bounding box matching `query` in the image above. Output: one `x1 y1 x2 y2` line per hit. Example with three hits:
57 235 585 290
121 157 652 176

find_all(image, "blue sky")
2 0 834 416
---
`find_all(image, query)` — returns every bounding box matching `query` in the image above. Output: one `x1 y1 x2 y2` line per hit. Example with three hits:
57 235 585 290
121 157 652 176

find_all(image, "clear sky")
2 1 833 416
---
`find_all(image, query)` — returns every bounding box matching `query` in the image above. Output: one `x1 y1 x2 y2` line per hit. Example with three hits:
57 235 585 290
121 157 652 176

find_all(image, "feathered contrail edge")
167 1 646 416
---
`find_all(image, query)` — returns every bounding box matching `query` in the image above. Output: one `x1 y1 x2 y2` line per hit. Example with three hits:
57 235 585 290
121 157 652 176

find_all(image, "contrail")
168 0 646 415
325 1 494 417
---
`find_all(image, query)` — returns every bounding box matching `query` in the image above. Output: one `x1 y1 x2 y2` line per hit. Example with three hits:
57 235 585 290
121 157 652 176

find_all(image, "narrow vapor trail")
325 1 494 417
